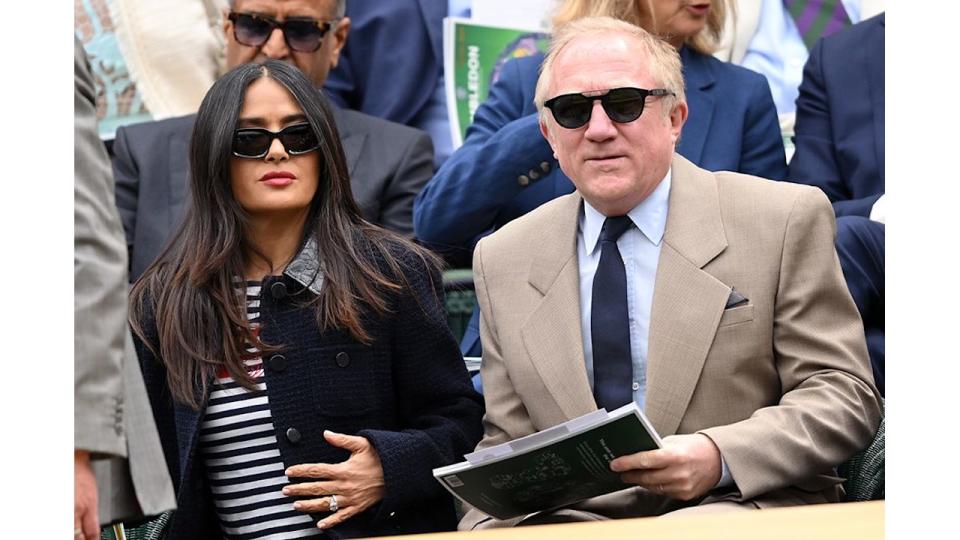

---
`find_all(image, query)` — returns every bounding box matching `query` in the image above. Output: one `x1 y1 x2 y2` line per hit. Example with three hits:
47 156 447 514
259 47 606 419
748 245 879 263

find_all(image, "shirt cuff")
869 193 886 224
715 455 735 488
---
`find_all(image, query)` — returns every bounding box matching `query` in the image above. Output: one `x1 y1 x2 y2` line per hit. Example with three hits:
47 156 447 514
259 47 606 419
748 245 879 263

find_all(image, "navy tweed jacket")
134 241 484 539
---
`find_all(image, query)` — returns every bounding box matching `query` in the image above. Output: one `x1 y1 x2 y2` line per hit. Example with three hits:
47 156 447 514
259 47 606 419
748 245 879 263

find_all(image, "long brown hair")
551 0 729 55
130 61 440 409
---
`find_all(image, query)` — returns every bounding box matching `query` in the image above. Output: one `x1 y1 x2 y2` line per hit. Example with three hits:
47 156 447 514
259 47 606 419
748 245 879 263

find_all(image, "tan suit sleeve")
74 41 129 458
700 187 882 500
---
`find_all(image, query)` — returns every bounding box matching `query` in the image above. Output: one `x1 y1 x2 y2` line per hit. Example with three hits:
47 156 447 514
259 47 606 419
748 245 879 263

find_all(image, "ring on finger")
75 527 83 536
658 484 664 494
329 494 339 512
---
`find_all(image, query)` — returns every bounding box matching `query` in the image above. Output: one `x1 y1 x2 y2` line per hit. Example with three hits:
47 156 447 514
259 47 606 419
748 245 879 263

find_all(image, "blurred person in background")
415 0 786 359
112 0 434 282
715 0 885 148
787 13 885 394
325 0 458 168
75 0 227 146
75 39 175 540
129 60 483 538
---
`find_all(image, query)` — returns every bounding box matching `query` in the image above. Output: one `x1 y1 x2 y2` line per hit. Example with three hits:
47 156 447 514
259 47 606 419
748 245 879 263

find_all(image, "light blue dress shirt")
742 0 862 116
577 170 733 487
578 173 670 412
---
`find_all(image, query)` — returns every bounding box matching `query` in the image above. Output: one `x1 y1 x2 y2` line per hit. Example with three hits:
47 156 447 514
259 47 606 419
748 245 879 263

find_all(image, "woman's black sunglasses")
228 12 339 53
232 123 320 159
543 87 674 129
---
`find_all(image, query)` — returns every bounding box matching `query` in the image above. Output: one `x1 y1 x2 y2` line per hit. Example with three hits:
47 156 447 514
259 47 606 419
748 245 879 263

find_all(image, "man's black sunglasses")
232 123 320 159
543 87 674 129
228 12 339 53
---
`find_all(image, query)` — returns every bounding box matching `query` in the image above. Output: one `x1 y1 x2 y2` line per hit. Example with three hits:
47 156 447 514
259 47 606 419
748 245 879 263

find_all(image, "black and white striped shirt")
199 283 321 539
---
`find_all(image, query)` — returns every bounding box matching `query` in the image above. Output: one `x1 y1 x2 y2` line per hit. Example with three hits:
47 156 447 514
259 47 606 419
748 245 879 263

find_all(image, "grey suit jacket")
462 155 882 528
74 40 176 524
112 104 434 281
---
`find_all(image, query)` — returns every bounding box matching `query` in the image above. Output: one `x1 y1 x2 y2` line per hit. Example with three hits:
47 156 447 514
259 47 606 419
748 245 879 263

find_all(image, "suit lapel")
644 156 730 436
520 194 598 421
676 47 715 167
331 106 366 176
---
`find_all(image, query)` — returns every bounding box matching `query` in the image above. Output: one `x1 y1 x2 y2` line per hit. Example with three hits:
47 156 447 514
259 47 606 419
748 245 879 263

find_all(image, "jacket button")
336 352 350 368
268 354 286 372
285 427 302 443
270 281 288 299
517 175 530 187
529 169 540 180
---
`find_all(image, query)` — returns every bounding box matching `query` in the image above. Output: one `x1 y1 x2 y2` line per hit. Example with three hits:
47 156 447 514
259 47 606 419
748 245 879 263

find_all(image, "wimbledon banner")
444 18 550 148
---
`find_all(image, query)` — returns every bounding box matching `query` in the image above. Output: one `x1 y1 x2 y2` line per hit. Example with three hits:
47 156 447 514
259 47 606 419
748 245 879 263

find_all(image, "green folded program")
433 403 661 520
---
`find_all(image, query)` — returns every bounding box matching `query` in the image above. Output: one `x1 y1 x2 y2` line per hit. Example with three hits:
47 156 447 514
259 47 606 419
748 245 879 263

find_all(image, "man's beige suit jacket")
462 155 882 528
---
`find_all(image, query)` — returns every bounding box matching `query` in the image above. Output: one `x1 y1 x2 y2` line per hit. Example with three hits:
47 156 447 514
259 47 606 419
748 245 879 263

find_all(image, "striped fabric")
199 283 321 539
783 0 852 50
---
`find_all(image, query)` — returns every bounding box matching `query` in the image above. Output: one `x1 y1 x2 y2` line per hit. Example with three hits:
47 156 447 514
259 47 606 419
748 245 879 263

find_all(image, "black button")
270 281 288 299
285 427 302 443
268 354 286 372
335 352 350 368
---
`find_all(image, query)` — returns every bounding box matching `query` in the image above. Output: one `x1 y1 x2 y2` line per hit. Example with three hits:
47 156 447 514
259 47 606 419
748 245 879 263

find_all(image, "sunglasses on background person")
543 87 675 129
228 12 340 53
232 123 320 159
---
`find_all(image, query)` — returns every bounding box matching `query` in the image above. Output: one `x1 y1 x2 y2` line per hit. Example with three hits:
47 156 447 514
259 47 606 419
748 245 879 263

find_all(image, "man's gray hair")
227 0 346 17
534 16 685 121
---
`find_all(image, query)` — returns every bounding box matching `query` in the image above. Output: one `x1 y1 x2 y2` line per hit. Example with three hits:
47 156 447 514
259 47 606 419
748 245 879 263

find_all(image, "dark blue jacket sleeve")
413 58 554 251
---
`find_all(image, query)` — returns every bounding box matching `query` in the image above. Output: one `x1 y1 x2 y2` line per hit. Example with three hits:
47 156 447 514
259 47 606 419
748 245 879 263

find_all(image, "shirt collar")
283 237 325 295
581 168 672 255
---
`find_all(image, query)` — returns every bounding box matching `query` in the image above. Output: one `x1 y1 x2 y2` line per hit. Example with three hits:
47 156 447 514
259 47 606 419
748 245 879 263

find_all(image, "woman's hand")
283 430 386 530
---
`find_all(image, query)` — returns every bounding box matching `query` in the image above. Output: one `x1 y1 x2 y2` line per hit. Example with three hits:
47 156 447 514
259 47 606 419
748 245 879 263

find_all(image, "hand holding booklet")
433 402 662 520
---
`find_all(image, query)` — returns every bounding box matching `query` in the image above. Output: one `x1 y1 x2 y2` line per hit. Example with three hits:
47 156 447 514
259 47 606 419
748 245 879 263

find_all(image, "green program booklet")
433 402 662 520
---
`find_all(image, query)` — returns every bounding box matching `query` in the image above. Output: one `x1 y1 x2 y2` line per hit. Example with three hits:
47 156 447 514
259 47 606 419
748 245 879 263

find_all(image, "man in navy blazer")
788 13 885 394
415 43 786 357
113 0 435 282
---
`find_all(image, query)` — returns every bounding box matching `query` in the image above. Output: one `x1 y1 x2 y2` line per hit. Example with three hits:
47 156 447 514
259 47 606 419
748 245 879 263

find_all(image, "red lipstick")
259 170 296 187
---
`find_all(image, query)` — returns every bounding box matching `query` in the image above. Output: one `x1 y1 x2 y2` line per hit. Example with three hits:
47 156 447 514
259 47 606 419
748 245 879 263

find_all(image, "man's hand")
283 431 386 530
610 433 722 501
74 450 99 539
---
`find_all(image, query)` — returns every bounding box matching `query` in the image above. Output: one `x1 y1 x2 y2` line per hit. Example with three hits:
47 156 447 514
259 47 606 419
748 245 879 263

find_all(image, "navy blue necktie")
591 215 634 411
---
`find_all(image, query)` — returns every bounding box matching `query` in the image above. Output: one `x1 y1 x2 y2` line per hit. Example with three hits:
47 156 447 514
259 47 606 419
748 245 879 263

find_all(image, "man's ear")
329 17 351 69
539 116 559 159
669 100 688 143
222 6 232 36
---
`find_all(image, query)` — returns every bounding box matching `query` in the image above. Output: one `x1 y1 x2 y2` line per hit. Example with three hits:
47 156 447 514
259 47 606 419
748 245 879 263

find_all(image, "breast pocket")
718 304 755 327
304 343 378 418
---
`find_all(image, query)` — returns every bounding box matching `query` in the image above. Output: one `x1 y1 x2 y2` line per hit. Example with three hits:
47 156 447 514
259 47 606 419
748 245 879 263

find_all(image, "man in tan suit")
462 17 881 529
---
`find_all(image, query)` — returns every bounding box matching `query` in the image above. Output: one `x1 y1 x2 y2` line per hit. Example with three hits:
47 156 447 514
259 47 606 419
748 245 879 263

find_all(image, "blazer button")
517 175 530 187
335 352 350 367
540 161 551 172
268 354 286 372
529 169 540 180
270 281 288 299
285 427 302 444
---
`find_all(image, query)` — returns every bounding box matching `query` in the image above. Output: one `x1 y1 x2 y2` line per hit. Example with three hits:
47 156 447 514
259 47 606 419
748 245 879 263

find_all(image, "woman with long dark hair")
129 60 484 539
